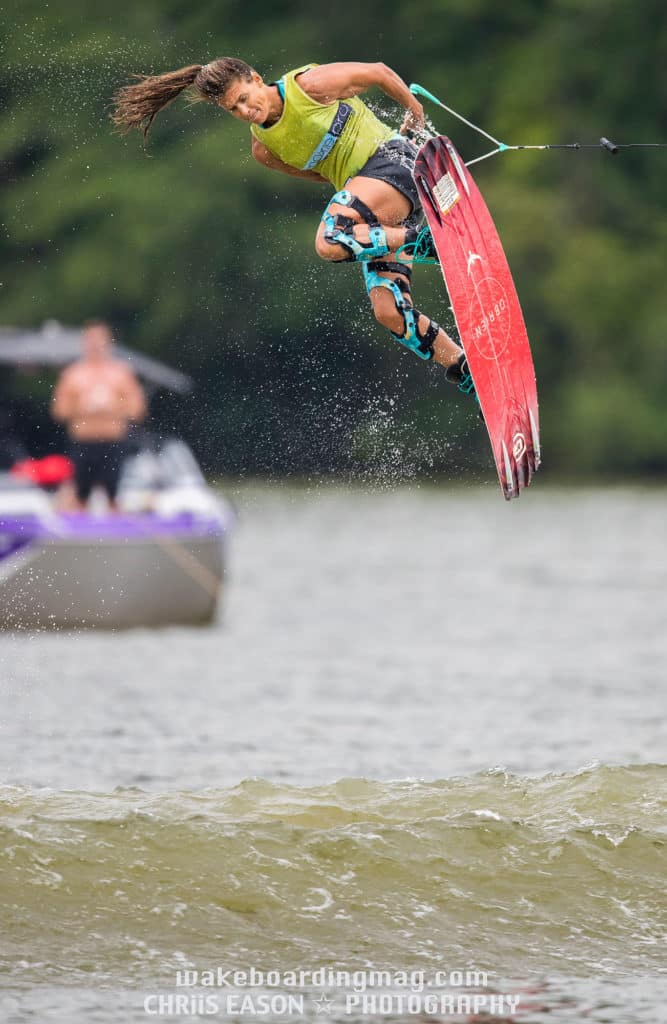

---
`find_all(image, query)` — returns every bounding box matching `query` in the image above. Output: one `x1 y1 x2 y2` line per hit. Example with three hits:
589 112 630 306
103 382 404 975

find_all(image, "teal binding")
445 354 480 403
457 367 477 395
396 224 439 265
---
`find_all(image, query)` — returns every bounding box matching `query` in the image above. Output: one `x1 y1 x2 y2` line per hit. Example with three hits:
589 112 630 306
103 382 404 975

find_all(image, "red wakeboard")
414 136 540 499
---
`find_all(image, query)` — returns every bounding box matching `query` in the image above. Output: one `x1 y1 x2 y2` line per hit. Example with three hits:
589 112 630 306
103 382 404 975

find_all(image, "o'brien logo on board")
512 432 527 460
141 964 522 1017
432 172 460 214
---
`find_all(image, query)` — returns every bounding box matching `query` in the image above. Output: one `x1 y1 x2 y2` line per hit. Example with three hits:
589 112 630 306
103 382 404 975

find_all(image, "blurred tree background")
1 0 665 482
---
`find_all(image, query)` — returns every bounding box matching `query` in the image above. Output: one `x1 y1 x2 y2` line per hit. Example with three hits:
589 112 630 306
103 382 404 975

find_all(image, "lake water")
1 483 665 1022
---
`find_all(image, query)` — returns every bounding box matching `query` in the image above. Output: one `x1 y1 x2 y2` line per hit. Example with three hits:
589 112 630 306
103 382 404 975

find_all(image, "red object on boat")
414 135 541 499
11 454 74 486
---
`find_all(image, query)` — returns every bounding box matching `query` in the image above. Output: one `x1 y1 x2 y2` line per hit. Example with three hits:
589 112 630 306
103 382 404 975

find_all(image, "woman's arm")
251 138 328 181
297 62 425 133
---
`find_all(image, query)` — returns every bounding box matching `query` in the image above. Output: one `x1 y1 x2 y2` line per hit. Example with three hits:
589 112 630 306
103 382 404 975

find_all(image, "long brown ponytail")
111 58 256 141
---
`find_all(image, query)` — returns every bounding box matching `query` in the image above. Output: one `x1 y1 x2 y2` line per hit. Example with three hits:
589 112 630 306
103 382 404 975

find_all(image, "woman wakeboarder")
112 59 475 395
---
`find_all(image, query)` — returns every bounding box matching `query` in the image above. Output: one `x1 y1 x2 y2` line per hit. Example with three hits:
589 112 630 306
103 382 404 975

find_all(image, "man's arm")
119 367 147 422
251 139 328 181
51 368 76 423
297 62 425 133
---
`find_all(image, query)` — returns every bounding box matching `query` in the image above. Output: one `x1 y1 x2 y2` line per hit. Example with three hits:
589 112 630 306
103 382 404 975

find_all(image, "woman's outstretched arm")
297 62 425 134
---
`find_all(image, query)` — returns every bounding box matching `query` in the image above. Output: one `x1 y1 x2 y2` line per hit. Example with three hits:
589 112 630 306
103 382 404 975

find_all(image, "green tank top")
250 64 396 190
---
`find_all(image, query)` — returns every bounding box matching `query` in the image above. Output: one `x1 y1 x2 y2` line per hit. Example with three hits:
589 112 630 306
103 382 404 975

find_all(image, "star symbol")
312 992 334 1015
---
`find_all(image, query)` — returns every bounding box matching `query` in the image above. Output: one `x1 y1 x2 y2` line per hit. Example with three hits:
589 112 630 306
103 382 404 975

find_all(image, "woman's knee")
314 231 339 261
370 289 406 336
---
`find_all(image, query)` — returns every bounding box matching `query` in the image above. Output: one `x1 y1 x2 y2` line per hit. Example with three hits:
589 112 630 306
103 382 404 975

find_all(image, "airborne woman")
112 59 475 395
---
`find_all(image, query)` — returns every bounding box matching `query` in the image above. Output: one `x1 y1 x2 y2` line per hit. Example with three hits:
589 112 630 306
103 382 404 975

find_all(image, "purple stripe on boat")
0 535 35 561
0 512 228 548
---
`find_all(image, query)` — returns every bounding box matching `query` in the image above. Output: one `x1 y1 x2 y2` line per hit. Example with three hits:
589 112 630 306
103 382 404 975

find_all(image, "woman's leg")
314 176 463 370
315 175 411 262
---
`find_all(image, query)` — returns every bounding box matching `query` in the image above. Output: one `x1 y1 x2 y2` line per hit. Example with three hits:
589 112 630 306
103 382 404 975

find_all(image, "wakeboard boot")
396 223 439 265
445 353 485 421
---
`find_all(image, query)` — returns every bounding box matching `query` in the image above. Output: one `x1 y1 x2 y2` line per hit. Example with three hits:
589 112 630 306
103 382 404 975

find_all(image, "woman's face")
219 72 269 124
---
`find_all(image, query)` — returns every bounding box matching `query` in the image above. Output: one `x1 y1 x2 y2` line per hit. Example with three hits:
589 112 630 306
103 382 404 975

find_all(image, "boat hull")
0 515 226 630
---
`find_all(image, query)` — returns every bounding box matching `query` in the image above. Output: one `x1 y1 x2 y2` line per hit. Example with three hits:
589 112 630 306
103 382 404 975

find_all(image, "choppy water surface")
0 484 665 1022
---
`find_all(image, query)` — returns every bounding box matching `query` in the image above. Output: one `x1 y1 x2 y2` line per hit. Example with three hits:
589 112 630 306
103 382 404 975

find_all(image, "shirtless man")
51 321 147 510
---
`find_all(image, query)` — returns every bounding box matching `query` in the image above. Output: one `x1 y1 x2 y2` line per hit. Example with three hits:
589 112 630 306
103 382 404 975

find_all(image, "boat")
0 321 233 630
0 438 233 630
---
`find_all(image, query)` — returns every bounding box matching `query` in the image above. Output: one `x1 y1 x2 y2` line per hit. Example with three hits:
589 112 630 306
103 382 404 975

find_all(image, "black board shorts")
353 137 422 226
68 439 129 502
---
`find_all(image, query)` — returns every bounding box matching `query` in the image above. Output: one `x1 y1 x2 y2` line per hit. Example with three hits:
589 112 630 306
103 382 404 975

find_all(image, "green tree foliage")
1 0 665 479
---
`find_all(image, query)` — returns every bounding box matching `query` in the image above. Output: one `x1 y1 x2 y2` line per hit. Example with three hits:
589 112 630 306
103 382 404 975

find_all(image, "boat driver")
51 320 147 511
